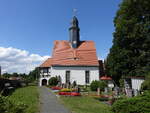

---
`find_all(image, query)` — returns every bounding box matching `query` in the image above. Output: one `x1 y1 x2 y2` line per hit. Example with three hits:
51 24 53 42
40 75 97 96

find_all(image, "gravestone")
77 87 80 93
104 87 108 94
114 87 119 96
126 88 133 97
97 88 100 95
133 89 139 96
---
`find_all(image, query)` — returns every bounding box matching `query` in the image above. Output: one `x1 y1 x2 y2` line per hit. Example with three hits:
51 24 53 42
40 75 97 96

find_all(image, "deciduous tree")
106 0 150 84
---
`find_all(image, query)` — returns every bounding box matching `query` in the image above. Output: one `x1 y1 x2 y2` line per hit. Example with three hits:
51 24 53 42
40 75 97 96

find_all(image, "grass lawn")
8 86 39 113
60 96 114 113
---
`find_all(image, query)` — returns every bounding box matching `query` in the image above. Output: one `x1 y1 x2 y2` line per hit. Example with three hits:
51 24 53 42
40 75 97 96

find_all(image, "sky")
0 0 121 74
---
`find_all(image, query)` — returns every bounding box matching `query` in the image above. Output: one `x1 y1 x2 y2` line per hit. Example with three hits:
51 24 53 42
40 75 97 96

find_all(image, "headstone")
66 82 70 89
133 89 138 96
114 87 119 96
77 87 80 93
58 82 61 87
104 87 108 94
97 88 100 96
124 79 131 89
126 88 133 97
64 84 67 88
61 83 64 88
73 81 77 88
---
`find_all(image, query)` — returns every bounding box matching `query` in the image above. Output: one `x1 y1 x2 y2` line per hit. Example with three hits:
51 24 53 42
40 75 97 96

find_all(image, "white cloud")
0 47 49 74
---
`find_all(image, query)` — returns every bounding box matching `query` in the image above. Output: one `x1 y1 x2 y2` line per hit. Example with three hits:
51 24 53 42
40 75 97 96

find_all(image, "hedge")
112 91 150 113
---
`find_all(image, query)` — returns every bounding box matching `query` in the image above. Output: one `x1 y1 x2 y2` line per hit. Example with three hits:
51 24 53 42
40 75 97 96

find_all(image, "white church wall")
51 68 66 84
39 67 51 86
39 76 51 86
51 66 99 85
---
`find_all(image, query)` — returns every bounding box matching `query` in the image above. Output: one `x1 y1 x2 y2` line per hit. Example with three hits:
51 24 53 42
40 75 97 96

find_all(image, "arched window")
66 71 70 83
85 71 90 84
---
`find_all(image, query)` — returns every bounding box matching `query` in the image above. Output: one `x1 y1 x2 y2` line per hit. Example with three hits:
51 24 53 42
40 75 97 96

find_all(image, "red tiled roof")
40 41 99 67
100 76 112 80
40 58 53 67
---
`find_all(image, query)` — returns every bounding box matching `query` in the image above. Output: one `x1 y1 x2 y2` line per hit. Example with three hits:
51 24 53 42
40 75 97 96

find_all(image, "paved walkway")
39 86 71 113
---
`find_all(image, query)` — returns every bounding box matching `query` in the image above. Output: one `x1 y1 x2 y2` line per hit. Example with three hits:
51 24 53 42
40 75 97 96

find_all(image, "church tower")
69 16 80 48
39 16 100 86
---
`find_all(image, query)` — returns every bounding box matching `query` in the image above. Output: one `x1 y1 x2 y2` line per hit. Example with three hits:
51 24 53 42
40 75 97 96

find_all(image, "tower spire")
69 16 80 48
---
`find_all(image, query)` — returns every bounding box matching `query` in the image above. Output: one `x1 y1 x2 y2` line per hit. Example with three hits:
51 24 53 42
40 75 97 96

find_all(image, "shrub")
90 80 99 91
141 80 150 91
48 77 59 86
112 91 150 113
119 78 124 88
90 80 107 91
99 81 107 91
98 97 109 101
0 95 27 113
141 72 150 91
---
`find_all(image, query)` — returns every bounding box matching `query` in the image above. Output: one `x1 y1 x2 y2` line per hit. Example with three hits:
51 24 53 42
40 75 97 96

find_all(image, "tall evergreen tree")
106 0 150 84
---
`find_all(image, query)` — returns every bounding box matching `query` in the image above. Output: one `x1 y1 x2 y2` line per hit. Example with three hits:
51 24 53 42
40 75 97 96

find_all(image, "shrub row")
112 91 150 113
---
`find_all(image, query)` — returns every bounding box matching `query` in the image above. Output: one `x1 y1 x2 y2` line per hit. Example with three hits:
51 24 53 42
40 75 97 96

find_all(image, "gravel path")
39 86 71 113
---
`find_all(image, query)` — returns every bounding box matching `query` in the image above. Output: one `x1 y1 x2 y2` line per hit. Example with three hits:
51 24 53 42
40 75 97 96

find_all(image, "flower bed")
58 88 81 96
60 88 76 92
70 92 81 96
51 86 62 90
59 92 71 95
59 92 81 96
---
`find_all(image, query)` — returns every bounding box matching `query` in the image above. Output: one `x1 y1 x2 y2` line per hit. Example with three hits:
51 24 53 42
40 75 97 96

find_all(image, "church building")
39 16 101 86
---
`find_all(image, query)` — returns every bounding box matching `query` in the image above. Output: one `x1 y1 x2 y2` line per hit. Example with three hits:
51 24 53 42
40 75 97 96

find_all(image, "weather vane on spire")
73 8 77 16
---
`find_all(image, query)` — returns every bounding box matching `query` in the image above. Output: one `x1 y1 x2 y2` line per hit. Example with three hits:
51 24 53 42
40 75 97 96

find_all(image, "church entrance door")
42 79 47 86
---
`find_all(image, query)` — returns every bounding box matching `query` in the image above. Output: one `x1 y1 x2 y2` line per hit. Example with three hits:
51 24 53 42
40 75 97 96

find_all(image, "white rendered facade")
39 66 99 86
131 78 145 90
39 68 51 86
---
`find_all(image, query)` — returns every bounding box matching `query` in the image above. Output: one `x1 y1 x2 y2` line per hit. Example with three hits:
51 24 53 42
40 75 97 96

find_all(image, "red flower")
51 86 62 90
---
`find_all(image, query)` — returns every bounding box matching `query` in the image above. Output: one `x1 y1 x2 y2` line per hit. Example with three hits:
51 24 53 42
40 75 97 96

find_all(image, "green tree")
90 80 100 91
12 73 19 77
2 73 11 78
27 67 40 82
141 72 150 91
90 80 107 91
106 0 150 84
